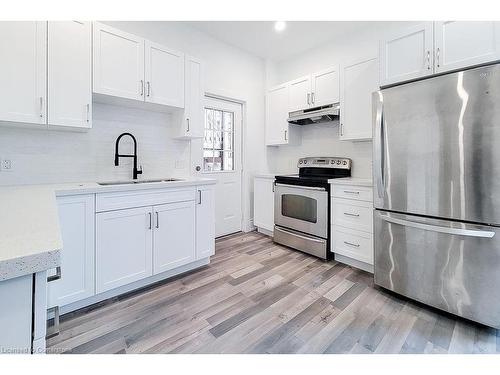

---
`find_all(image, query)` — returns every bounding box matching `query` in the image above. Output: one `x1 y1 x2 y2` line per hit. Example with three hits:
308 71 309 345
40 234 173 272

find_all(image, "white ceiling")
186 21 397 61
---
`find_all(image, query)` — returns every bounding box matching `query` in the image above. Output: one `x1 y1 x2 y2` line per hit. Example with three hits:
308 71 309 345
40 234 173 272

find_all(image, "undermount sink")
97 178 184 186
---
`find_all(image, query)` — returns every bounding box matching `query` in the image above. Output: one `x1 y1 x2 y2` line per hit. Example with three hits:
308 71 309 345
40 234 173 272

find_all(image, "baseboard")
257 227 273 237
242 218 255 233
334 253 374 273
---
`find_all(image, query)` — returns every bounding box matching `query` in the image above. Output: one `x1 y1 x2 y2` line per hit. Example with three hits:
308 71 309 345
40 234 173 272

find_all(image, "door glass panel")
203 107 235 172
281 194 317 223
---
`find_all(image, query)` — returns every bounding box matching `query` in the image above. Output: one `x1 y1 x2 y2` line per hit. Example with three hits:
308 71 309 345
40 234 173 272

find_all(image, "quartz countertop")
254 173 278 179
328 177 373 187
0 176 216 281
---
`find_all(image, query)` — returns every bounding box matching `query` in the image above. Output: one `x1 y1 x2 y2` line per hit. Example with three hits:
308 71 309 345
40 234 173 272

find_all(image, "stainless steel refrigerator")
373 63 500 329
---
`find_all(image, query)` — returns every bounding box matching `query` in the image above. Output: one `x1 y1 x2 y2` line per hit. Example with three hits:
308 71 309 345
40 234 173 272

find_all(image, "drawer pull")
343 212 360 217
344 241 360 248
343 190 360 195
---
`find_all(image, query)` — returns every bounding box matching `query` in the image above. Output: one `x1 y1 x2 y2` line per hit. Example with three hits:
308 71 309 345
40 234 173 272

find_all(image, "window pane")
223 132 233 150
213 131 223 150
203 150 214 172
213 151 223 171
222 151 233 171
204 130 214 149
223 112 233 131
214 110 222 130
205 109 214 130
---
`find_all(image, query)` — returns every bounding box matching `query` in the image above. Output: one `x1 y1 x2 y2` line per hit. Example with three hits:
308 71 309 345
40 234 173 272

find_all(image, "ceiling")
186 21 394 61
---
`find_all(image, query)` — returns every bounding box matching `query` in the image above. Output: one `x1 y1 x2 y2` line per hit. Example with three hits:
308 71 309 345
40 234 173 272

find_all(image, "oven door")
274 183 328 238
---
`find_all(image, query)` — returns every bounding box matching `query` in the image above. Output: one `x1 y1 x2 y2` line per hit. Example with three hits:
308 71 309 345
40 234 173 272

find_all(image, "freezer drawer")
374 210 500 328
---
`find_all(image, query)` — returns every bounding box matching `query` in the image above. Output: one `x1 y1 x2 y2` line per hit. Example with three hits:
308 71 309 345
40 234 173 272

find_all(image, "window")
203 108 234 172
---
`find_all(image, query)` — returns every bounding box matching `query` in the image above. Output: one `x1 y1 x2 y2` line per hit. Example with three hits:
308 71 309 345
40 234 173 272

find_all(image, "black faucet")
114 132 143 180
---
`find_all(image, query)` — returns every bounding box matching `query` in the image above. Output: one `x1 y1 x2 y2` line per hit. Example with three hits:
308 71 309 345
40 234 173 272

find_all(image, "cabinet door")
48 195 95 308
48 21 92 129
0 21 46 126
183 56 204 138
311 66 339 106
434 21 500 74
196 185 215 259
96 207 153 293
253 177 274 232
339 57 379 141
153 201 196 274
288 75 311 112
265 83 289 145
379 22 434 86
145 40 185 108
93 22 145 101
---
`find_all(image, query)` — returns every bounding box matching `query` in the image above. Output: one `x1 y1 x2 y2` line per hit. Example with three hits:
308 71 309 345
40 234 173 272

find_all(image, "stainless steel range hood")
287 103 340 125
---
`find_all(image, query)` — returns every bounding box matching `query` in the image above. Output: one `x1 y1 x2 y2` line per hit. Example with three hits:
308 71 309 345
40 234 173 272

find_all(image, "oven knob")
304 160 307 164
336 160 341 164
331 160 335 164
299 160 303 164
342 161 347 165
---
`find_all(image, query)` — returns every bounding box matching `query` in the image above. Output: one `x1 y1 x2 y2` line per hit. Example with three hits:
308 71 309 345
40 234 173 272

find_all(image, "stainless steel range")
274 157 351 259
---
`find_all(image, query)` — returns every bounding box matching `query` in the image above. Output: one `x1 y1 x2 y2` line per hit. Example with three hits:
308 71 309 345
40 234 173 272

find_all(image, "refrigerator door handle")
373 91 384 199
379 214 495 238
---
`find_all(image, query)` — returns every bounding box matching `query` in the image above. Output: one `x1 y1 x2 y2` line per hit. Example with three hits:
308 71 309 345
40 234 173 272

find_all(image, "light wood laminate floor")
48 232 500 354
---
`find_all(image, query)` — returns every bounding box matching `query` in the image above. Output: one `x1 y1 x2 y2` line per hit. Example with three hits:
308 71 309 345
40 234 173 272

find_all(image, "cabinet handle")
284 130 287 141
148 212 152 229
426 50 431 70
307 93 310 105
46 306 60 339
198 190 202 205
140 80 144 96
47 266 61 282
344 241 360 248
436 47 440 68
343 212 360 217
311 92 315 105
340 123 344 136
187 118 190 132
343 190 360 195
86 104 90 123
39 97 43 118
147 81 151 97
155 211 159 229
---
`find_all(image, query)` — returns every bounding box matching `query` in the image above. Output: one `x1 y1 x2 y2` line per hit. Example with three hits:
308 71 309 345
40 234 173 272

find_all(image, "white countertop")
254 173 277 179
0 177 216 281
328 177 373 187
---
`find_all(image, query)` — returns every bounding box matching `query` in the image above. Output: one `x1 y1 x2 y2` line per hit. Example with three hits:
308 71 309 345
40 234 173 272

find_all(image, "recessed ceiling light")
274 21 286 32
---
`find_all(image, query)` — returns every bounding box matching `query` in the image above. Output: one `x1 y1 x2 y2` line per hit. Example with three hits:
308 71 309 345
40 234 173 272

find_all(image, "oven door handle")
274 183 326 191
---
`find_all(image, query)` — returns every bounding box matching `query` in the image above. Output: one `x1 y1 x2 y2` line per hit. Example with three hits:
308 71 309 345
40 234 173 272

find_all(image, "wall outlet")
1 159 13 172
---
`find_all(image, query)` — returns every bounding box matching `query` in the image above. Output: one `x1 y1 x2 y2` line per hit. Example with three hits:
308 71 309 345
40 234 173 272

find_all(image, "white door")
48 21 92 129
0 21 46 126
265 83 289 145
288 75 311 112
339 57 379 141
194 97 243 237
195 185 216 259
379 22 434 86
434 21 500 74
96 207 153 293
144 41 185 107
48 195 95 308
311 66 340 106
93 22 145 101
152 201 196 274
183 56 204 138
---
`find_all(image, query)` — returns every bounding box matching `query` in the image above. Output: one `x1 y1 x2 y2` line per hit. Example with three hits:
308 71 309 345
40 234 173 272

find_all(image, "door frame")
197 91 247 236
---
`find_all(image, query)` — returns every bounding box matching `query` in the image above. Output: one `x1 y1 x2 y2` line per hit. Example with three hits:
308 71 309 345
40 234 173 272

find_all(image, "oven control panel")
297 157 352 169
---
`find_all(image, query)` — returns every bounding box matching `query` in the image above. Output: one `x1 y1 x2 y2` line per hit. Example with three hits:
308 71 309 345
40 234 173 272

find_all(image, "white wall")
265 22 418 178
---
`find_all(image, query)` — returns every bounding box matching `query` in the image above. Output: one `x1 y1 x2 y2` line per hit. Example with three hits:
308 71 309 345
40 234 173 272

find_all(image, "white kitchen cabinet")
434 21 500 74
196 185 215 259
253 176 275 233
0 21 46 126
266 83 291 145
96 207 153 293
153 201 196 274
93 22 145 101
339 57 378 141
311 66 340 107
288 75 311 112
145 40 185 107
379 22 434 86
48 195 95 308
48 21 92 130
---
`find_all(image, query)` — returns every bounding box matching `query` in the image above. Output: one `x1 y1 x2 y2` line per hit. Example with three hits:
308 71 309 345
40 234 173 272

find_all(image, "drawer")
332 198 373 233
331 226 373 265
332 184 373 202
96 187 195 212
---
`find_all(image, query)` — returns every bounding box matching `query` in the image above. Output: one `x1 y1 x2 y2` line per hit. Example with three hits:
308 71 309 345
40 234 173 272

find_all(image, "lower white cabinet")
196 185 215 259
96 206 153 293
48 194 95 308
153 201 196 274
253 176 275 233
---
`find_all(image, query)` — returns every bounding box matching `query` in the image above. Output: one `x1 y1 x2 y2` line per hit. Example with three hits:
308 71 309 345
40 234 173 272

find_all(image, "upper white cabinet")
266 83 291 145
196 185 215 260
339 57 379 141
144 41 185 107
48 194 95 308
288 75 311 112
93 23 145 101
434 21 500 73
311 66 340 107
379 22 434 86
48 21 92 130
0 21 47 126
